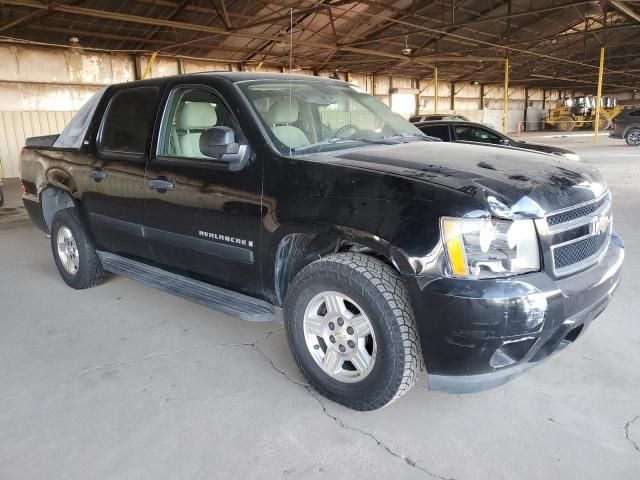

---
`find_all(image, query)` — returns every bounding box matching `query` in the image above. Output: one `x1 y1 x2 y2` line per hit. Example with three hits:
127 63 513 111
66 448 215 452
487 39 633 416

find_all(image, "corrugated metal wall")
0 111 74 178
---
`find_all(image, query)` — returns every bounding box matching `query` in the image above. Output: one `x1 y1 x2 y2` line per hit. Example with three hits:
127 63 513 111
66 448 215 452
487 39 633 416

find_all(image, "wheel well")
41 187 76 231
274 232 396 306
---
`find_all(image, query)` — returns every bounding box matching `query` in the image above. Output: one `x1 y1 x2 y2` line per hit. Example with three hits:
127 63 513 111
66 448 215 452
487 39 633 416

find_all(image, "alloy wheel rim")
303 291 377 383
629 131 640 145
56 226 79 275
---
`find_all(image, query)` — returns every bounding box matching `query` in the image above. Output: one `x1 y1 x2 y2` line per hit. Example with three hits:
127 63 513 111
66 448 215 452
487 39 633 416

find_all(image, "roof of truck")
127 71 345 87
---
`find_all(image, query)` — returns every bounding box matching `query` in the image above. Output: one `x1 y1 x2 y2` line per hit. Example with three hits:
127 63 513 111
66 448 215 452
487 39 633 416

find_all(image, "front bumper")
405 232 624 393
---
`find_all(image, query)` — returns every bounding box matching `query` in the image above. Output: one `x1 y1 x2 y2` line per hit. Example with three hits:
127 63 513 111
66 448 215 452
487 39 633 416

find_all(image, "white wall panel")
0 111 75 178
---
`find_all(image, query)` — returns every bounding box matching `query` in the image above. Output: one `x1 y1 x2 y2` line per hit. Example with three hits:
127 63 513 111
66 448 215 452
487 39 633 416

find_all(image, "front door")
82 84 162 261
453 124 504 146
144 84 264 298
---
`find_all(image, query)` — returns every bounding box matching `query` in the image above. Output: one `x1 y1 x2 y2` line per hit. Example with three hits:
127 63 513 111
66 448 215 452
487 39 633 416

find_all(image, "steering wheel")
333 124 360 138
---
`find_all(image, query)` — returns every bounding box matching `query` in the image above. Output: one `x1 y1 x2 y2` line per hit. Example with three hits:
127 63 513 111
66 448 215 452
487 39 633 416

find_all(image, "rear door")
82 84 163 260
143 82 264 298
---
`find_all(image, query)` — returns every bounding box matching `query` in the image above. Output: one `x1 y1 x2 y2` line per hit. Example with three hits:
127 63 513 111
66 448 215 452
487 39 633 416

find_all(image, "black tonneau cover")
24 135 59 149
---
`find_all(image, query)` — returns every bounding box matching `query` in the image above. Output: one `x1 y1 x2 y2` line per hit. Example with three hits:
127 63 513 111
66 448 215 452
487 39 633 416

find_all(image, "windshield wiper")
291 132 437 154
381 133 440 142
291 137 358 154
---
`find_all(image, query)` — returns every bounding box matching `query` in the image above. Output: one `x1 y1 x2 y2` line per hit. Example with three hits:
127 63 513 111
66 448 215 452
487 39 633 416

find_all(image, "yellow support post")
594 46 605 144
434 63 438 114
503 57 509 134
141 51 158 80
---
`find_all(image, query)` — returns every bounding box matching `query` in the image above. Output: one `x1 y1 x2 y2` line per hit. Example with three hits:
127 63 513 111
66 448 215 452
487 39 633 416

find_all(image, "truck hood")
321 141 607 218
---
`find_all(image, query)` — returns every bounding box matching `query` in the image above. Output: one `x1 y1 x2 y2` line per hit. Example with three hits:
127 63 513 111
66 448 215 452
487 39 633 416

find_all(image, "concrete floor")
1 133 639 480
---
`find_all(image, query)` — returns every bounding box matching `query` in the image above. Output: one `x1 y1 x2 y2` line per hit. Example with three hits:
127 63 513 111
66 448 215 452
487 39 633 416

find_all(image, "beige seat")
266 99 310 149
177 102 217 157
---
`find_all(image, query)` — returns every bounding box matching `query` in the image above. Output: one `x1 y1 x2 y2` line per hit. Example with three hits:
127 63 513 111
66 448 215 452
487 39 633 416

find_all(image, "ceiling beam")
232 0 352 31
609 0 640 24
0 0 500 65
0 9 42 32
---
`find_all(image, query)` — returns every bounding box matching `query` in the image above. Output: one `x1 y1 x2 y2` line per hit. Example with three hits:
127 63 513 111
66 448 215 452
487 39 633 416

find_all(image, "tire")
556 117 575 132
50 208 105 289
284 253 422 411
625 128 640 146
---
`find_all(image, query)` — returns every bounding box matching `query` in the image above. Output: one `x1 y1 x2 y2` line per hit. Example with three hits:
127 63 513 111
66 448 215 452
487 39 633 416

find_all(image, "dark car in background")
610 108 640 146
416 120 581 161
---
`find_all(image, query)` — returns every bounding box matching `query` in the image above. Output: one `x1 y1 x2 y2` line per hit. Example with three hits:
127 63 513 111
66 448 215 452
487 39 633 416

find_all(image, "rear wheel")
556 117 575 132
50 208 105 289
284 253 422 411
625 128 640 146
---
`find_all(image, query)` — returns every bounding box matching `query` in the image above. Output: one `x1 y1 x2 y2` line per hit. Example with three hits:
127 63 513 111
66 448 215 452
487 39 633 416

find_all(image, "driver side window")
159 86 236 160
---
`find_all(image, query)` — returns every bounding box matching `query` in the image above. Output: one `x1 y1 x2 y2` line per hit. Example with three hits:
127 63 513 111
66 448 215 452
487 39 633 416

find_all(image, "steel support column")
594 46 605 144
503 57 509 134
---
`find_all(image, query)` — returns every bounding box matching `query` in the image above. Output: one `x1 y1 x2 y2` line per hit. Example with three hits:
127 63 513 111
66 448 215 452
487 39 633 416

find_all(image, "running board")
97 251 279 322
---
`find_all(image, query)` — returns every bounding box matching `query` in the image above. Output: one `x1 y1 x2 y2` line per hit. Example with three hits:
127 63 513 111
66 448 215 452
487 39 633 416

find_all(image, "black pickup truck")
20 72 624 411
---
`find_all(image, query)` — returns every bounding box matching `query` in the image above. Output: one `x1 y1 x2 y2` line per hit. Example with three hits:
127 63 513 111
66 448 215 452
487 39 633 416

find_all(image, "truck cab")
20 73 624 410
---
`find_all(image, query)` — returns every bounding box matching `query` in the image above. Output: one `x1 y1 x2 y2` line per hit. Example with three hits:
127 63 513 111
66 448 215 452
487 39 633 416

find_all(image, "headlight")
562 152 580 162
441 217 540 278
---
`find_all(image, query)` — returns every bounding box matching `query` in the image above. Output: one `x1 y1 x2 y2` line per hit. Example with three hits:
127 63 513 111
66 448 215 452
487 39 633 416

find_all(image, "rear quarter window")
99 86 159 155
419 124 451 141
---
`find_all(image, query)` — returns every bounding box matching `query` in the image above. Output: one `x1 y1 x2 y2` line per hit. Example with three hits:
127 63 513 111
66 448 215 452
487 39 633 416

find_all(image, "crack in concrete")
1 327 285 404
307 390 454 480
624 415 640 454
247 338 454 480
3 325 452 479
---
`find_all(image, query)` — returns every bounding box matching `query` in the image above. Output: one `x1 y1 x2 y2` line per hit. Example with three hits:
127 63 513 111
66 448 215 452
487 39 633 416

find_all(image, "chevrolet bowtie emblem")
592 214 610 235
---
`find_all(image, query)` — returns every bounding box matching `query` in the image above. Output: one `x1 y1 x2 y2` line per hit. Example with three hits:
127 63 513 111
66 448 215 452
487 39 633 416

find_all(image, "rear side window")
629 110 640 117
100 87 159 155
454 125 502 144
420 124 450 141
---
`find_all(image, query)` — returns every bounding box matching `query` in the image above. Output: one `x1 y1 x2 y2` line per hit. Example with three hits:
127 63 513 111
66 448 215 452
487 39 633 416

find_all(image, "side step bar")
97 251 279 322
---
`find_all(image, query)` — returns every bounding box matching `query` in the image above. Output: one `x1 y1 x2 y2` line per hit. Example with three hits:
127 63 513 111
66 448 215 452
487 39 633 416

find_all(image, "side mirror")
200 126 239 157
500 138 510 146
199 126 248 170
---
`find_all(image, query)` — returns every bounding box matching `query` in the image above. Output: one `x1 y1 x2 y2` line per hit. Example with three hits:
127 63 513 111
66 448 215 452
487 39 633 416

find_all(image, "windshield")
236 79 429 156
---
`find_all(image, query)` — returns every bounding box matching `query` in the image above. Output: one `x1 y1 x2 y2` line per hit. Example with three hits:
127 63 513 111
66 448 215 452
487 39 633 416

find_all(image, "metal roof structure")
1 0 639 89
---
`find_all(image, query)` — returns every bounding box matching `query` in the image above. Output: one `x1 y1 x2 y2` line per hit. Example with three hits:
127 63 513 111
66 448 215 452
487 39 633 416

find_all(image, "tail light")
18 147 24 178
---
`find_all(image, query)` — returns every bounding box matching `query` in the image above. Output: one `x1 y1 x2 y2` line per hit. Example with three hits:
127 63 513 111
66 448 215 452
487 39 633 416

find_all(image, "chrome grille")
547 194 609 227
553 230 609 270
544 192 612 276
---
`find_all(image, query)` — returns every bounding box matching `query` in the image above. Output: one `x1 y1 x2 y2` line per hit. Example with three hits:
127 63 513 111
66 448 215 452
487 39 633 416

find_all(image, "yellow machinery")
546 95 620 131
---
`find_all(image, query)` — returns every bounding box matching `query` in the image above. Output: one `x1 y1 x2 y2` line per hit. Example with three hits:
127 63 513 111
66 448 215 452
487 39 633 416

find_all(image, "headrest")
267 99 299 124
177 102 217 130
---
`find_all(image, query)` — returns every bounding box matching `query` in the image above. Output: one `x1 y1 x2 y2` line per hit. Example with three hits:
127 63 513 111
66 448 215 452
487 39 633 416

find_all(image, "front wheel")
556 116 575 132
284 253 422 410
625 128 640 146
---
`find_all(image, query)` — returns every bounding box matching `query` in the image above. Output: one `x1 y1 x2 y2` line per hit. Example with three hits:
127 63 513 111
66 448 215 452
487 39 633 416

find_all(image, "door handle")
88 170 107 182
148 178 175 191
